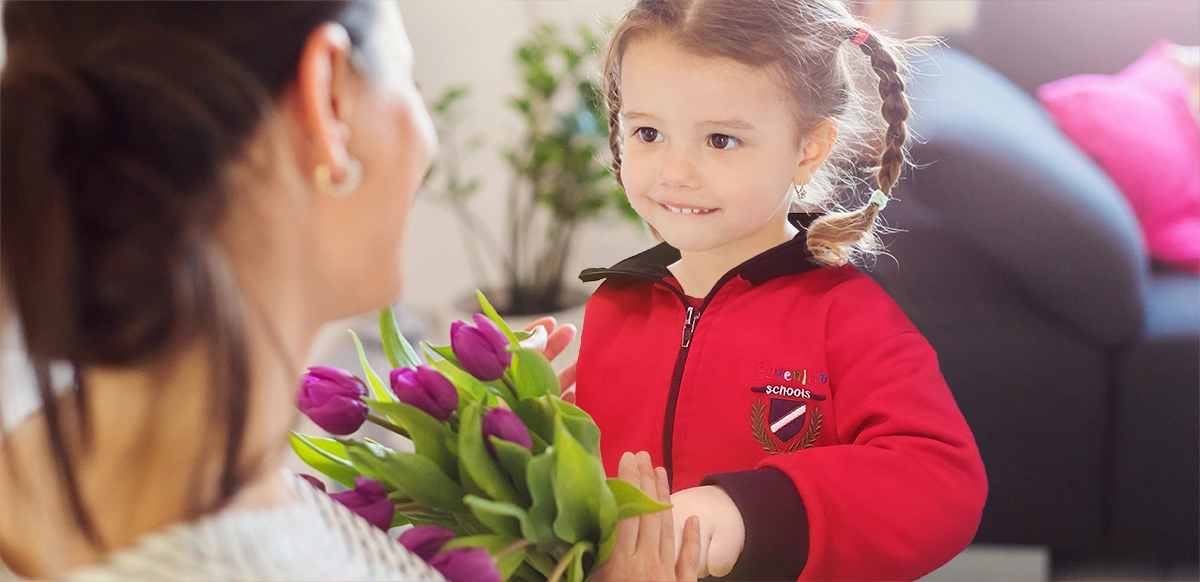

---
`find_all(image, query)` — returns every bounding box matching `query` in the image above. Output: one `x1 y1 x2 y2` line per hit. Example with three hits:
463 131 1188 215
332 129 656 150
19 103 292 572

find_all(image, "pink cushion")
1039 40 1200 273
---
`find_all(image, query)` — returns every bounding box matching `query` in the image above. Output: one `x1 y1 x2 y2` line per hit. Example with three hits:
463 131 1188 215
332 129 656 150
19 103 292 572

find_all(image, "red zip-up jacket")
576 214 987 581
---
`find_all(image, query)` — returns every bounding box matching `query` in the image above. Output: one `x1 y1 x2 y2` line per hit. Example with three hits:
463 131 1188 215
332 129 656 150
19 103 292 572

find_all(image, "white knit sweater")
0 474 444 582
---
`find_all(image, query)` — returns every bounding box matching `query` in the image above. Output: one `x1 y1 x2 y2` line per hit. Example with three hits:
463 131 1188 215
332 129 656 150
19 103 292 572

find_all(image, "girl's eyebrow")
701 118 756 131
624 111 660 123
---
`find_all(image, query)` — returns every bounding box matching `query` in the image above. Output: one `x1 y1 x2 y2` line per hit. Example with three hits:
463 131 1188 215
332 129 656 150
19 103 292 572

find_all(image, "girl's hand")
519 317 577 395
669 486 746 578
590 451 701 581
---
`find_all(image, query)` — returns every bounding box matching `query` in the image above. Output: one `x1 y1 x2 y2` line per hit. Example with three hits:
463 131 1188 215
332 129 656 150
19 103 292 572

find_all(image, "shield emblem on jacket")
768 398 807 443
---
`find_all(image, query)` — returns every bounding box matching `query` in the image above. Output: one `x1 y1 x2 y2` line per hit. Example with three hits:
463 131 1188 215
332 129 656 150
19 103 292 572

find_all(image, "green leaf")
458 403 522 504
344 440 403 491
491 437 532 501
425 343 460 367
463 495 531 540
364 400 457 480
390 511 412 529
288 432 358 489
510 348 560 399
349 330 395 405
380 308 421 369
548 398 600 458
476 290 519 345
524 450 558 544
569 541 594 582
512 398 555 447
385 451 467 512
551 416 617 544
429 355 490 404
606 478 672 521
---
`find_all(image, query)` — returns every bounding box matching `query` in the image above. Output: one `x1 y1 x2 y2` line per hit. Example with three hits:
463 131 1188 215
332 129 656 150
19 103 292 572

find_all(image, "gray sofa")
868 1 1199 561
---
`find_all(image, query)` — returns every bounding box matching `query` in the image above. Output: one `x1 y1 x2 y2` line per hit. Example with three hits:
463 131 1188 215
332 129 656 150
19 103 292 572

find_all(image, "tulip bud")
397 525 456 562
329 477 393 531
450 314 512 382
299 474 327 492
427 547 502 582
297 366 369 435
389 365 459 422
481 407 532 459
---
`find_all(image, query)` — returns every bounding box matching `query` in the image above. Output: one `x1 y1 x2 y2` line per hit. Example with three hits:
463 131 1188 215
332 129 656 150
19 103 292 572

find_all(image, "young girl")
573 0 988 580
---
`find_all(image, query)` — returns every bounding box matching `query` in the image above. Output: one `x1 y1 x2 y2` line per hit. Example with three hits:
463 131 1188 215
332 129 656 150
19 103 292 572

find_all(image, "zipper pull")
681 306 699 348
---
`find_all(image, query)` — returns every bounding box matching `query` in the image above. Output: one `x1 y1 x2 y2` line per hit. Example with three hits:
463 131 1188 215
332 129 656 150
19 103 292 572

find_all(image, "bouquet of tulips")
291 292 669 582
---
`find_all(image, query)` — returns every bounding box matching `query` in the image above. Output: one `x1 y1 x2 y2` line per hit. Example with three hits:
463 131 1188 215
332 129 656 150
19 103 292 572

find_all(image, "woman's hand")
520 317 577 397
669 486 745 578
589 452 701 581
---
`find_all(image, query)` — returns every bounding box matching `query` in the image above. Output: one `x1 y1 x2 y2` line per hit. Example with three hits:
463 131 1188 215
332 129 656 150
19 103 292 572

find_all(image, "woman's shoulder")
41 473 444 582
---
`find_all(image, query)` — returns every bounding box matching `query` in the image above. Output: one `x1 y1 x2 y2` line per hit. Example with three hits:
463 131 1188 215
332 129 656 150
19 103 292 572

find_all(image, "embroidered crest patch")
751 397 822 454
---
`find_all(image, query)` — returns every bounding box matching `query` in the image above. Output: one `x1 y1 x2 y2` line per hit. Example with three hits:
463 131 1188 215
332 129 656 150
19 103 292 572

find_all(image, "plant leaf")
463 495 531 540
512 398 555 448
569 541 594 582
551 416 617 544
288 432 358 489
476 290 519 345
380 307 422 369
524 450 558 545
511 348 560 399
606 478 672 521
364 400 457 480
384 450 467 512
548 397 600 458
458 403 522 504
349 330 396 405
491 437 532 502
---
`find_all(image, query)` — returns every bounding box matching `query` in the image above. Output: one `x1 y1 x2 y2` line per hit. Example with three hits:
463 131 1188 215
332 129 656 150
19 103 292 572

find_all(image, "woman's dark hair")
0 1 376 548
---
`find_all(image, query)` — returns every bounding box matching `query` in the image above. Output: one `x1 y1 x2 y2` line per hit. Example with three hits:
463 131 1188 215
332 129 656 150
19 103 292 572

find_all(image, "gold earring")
315 157 362 198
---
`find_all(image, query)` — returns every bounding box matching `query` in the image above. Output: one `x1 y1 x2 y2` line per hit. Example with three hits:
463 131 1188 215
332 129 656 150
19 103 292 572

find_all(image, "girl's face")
618 36 808 255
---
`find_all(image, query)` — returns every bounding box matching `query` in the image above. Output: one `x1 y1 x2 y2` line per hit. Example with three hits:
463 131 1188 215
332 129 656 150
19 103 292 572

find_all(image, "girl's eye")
636 127 663 143
708 134 741 150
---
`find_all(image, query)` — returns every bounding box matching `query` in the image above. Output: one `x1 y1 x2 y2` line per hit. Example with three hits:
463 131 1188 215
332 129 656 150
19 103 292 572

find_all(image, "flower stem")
393 501 424 513
495 539 536 561
366 413 410 438
501 376 520 401
547 546 577 582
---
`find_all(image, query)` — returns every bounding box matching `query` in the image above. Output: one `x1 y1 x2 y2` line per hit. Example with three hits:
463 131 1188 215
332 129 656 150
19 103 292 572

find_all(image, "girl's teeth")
667 204 711 215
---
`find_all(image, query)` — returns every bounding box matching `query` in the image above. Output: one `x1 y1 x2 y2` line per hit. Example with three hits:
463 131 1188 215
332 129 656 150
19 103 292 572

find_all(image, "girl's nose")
659 146 697 189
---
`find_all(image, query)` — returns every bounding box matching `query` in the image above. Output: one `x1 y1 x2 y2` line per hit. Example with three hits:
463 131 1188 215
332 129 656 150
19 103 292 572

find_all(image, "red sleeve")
757 275 987 581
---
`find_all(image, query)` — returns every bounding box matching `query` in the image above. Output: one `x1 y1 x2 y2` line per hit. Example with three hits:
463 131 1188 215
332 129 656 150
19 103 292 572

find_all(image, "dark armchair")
868 1 1199 561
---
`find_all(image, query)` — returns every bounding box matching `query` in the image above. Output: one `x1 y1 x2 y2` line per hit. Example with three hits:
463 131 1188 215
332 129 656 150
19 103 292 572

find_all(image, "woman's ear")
290 23 360 183
793 118 838 186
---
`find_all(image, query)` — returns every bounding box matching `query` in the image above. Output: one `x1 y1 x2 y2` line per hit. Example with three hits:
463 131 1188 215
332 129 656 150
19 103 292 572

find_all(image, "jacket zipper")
582 266 746 487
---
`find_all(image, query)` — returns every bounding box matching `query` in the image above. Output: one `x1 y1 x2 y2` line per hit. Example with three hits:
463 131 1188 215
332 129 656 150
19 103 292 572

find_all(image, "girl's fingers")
656 466 674 564
613 452 640 556
675 516 701 582
544 323 577 362
635 451 659 551
557 362 577 397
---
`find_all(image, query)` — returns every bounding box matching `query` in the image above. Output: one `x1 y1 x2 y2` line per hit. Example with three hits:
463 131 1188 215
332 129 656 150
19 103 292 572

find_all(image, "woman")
0 2 696 580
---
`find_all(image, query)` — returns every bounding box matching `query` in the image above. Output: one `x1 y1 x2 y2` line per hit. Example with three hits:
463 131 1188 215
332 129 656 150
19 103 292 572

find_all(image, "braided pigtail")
806 25 911 266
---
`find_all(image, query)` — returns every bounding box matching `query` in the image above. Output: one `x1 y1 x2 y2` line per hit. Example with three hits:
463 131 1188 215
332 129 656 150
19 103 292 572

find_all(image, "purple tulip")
329 477 394 531
300 474 327 492
481 408 532 459
427 547 502 582
450 314 512 382
397 525 457 561
389 365 458 422
297 366 369 435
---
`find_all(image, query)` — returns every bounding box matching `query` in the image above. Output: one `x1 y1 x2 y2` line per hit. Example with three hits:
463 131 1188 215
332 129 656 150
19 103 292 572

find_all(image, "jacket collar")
579 213 824 286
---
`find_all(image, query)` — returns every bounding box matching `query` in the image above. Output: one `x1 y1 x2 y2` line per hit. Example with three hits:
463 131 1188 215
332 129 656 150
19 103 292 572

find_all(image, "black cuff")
701 467 809 581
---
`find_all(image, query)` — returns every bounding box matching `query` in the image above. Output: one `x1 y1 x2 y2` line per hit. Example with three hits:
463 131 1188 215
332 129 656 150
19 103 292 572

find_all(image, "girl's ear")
287 23 360 183
793 118 838 185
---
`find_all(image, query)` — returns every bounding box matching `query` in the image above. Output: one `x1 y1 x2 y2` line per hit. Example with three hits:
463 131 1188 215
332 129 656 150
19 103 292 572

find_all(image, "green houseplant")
423 23 636 316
